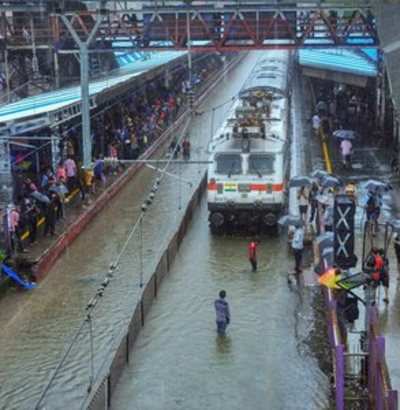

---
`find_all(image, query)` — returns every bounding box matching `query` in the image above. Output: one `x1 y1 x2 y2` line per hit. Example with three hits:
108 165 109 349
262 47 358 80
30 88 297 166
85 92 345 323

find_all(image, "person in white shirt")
291 225 304 274
297 186 309 223
323 206 334 232
312 113 321 137
340 138 352 169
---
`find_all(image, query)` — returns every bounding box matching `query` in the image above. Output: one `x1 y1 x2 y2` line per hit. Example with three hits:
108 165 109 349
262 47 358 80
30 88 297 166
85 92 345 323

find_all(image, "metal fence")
316 240 398 410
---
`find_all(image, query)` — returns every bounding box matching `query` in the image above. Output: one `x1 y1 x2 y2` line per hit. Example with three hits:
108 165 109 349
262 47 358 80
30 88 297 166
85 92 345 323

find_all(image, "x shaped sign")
336 232 351 257
336 206 351 230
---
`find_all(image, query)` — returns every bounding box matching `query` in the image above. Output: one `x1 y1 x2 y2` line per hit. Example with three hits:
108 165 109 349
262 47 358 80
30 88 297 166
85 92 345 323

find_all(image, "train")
207 51 291 234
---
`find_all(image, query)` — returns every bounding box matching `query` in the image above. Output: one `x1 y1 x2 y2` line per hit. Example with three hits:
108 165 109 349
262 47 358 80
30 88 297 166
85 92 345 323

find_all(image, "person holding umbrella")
340 138 353 169
309 182 320 225
366 188 381 236
297 186 309 224
291 224 304 274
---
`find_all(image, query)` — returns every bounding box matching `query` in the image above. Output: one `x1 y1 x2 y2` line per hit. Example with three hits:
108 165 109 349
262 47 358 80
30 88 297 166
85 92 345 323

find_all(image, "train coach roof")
240 52 289 98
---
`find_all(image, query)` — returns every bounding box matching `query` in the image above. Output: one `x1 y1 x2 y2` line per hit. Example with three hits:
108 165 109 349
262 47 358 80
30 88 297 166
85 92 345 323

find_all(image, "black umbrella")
289 176 313 188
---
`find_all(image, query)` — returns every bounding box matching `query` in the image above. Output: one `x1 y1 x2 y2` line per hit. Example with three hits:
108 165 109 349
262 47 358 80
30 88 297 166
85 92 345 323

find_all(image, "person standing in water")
214 290 230 336
248 240 258 272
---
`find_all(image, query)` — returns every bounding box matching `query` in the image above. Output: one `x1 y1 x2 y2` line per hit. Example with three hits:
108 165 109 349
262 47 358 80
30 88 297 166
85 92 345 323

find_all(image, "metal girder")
0 1 46 12
49 4 378 51
0 1 378 50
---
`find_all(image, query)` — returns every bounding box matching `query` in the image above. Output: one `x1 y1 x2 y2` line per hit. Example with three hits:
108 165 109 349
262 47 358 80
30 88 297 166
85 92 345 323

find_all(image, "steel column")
186 8 192 88
60 12 104 168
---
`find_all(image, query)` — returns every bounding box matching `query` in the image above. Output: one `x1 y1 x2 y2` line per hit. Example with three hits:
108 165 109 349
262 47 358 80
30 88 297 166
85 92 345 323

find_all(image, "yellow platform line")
320 129 333 174
20 188 80 241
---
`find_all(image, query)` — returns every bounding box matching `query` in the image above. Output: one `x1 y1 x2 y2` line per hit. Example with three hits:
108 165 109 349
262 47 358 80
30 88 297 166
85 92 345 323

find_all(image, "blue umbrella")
278 215 303 227
31 191 50 204
389 218 400 233
362 179 390 193
311 169 329 180
289 176 313 188
321 175 342 189
333 129 356 140
316 232 334 248
50 184 69 195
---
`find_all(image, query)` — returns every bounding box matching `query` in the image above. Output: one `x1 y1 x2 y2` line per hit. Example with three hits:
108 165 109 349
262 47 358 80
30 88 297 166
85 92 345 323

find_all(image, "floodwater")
110 201 330 410
0 52 267 410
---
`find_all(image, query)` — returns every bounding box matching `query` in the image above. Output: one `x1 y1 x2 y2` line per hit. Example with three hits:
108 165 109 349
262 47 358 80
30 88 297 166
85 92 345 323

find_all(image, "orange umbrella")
318 268 341 289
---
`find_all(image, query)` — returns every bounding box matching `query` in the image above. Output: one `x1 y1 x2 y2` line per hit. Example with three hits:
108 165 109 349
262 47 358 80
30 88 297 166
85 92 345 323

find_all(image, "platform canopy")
0 51 185 133
299 46 378 87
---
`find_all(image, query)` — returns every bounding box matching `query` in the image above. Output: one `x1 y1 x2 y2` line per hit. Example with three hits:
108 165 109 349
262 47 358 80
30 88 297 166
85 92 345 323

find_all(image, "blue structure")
0 51 185 128
299 48 378 78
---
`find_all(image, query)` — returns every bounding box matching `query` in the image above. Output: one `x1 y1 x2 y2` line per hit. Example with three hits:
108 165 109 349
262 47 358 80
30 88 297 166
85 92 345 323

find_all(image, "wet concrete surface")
0 53 264 410
110 200 330 410
326 127 400 395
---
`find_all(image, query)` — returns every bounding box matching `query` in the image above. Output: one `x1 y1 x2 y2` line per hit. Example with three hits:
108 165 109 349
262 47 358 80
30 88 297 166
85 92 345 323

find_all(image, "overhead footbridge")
0 1 378 52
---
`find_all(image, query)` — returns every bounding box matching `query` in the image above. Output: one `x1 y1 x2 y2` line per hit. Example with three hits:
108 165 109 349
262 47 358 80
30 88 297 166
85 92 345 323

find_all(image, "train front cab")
207 150 287 234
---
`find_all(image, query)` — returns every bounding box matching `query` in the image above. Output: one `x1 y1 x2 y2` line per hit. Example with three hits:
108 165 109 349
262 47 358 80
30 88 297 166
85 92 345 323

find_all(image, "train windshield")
216 154 242 175
248 154 275 175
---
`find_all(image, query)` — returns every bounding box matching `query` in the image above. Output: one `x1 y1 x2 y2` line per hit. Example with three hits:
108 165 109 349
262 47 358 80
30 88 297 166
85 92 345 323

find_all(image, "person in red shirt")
248 240 258 272
371 248 384 283
368 247 389 304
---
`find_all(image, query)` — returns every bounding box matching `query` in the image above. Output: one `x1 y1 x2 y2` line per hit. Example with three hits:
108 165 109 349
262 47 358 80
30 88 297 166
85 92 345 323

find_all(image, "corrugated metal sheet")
298 48 378 78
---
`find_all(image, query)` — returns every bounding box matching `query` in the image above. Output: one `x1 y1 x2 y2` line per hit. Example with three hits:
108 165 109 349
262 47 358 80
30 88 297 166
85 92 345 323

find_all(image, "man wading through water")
248 240 258 272
214 290 230 336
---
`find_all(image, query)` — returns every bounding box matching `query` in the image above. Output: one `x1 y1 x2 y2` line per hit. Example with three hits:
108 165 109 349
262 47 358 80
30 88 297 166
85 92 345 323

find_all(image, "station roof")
0 51 185 125
298 48 378 78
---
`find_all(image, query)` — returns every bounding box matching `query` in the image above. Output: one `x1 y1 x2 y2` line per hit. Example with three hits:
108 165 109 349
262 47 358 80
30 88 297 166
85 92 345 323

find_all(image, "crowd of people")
2 53 229 263
311 80 378 171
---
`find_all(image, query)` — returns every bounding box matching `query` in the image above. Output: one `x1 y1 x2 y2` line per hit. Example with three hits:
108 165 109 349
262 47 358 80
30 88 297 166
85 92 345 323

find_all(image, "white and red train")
207 51 291 233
